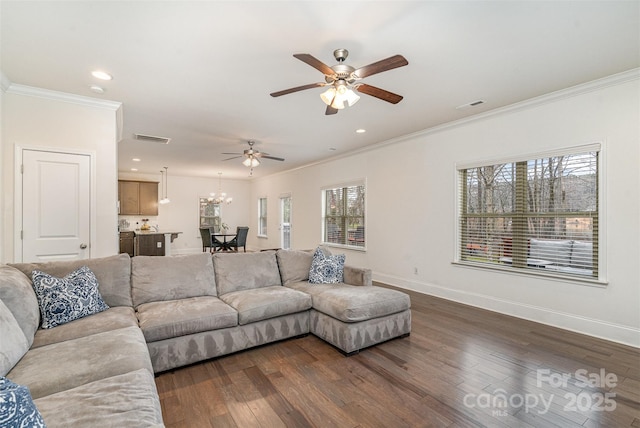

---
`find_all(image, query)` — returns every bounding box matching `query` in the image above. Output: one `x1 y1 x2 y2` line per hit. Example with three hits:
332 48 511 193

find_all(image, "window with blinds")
458 146 599 280
322 183 365 248
258 197 267 236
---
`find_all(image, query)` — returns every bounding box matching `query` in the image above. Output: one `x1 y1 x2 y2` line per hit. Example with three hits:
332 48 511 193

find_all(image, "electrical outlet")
156 242 162 248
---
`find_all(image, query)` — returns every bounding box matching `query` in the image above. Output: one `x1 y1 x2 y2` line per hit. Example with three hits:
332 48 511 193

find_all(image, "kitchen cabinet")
118 180 158 215
119 231 135 256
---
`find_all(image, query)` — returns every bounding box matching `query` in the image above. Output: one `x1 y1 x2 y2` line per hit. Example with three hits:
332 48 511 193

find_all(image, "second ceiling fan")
270 49 408 115
222 141 285 168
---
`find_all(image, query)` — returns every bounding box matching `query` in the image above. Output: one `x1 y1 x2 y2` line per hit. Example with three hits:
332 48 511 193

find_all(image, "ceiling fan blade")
293 53 335 76
270 82 325 97
355 83 404 104
353 55 408 79
261 155 285 161
221 152 243 155
222 156 242 161
325 105 339 115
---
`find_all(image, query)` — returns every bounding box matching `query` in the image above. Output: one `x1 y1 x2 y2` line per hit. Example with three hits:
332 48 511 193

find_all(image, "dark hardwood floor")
155 285 640 427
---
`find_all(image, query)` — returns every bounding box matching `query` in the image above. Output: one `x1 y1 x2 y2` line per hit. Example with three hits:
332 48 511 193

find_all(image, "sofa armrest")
343 265 372 287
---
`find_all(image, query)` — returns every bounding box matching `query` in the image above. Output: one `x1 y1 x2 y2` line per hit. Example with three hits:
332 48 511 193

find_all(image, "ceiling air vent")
133 133 171 144
455 100 486 110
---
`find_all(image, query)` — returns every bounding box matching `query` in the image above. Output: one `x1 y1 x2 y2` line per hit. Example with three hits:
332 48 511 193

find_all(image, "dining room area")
198 192 249 253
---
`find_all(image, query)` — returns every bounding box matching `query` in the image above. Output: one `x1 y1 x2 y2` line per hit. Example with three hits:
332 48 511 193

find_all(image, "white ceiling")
2 1 638 180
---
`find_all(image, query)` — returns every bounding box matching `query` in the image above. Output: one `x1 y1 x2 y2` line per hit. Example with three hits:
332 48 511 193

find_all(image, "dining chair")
199 227 222 252
228 226 249 252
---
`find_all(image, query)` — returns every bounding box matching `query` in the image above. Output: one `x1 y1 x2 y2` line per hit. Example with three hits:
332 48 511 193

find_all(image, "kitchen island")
120 230 182 256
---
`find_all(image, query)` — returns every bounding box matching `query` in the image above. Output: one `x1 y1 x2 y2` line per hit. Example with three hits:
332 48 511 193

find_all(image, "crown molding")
6 83 122 111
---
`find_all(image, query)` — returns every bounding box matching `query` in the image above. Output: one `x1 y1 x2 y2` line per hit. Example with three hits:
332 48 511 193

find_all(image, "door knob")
80 243 88 249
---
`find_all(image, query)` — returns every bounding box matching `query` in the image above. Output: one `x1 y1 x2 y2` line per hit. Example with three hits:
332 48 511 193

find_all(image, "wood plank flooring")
155 285 640 427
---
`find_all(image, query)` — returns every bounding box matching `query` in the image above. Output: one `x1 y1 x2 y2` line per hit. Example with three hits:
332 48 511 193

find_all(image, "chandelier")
209 172 232 205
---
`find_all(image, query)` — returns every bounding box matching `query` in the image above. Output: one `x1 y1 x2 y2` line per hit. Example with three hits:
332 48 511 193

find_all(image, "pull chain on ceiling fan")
270 49 408 115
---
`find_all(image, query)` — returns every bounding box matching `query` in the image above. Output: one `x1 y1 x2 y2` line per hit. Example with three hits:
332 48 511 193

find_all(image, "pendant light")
159 166 170 204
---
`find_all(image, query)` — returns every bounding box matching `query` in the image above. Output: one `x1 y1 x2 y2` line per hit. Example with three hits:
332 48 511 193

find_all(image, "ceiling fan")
270 48 408 115
222 141 285 168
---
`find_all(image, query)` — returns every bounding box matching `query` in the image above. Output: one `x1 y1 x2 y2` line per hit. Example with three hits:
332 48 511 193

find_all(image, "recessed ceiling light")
91 70 113 81
132 158 141 162
356 129 366 133
89 85 105 94
130 168 138 172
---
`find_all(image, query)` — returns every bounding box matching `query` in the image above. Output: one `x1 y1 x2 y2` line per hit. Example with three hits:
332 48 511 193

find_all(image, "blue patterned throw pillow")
308 247 345 284
0 377 46 428
31 266 109 329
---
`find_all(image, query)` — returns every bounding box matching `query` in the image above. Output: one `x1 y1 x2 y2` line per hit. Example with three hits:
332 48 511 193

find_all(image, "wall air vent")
133 133 171 144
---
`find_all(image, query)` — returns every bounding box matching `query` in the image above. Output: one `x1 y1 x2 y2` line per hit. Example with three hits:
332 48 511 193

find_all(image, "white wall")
118 171 251 254
252 71 640 347
1 85 121 262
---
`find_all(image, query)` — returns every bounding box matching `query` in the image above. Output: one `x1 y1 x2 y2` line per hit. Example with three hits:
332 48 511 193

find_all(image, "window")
199 198 221 230
322 182 365 248
458 145 599 280
258 197 267 236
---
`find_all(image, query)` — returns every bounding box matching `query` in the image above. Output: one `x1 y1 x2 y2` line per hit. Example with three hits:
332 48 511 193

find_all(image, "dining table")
211 232 237 252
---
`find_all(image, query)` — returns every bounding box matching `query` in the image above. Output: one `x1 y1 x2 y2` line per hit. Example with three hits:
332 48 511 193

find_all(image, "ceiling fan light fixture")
320 87 336 106
343 88 360 107
322 82 359 109
243 156 260 167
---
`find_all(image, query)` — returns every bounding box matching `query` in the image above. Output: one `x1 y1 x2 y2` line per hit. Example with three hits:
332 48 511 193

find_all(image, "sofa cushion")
31 306 138 348
0 265 39 346
0 300 29 377
10 253 133 307
136 296 238 342
220 286 312 325
276 249 313 285
7 326 152 399
308 247 345 284
0 376 46 427
34 369 163 428
132 253 217 307
529 238 573 266
214 251 282 295
287 282 410 323
32 266 109 329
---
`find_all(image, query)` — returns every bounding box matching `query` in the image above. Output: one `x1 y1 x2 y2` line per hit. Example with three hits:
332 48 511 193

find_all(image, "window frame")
257 196 268 237
321 180 366 250
455 143 606 285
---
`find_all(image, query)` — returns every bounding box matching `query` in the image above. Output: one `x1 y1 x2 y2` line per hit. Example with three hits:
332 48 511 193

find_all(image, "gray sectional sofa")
0 248 411 427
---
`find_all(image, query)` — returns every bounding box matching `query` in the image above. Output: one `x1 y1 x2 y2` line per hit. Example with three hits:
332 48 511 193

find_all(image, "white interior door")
22 149 91 262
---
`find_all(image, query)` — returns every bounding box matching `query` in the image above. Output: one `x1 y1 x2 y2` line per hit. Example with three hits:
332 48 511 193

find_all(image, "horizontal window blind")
459 150 598 279
323 183 365 248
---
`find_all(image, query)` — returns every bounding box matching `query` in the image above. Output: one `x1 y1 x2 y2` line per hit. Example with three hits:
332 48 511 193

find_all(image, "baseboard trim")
374 272 640 349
